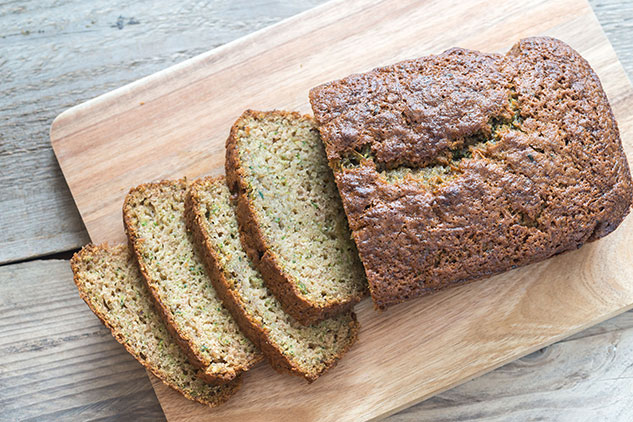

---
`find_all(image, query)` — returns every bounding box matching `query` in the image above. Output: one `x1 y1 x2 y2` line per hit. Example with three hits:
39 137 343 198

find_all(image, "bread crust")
70 244 242 407
123 179 260 384
185 176 360 382
225 110 365 325
309 36 633 309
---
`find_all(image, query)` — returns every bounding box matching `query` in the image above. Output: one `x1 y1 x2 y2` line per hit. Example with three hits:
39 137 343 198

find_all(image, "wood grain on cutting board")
51 0 633 420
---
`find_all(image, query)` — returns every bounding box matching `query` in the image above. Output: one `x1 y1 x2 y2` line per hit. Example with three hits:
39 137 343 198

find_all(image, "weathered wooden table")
2 1 633 420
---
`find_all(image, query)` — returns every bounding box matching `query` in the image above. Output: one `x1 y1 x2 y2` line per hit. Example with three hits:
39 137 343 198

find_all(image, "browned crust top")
309 36 633 309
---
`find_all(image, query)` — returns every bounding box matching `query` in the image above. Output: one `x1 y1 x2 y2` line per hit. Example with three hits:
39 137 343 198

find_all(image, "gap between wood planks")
0 250 80 268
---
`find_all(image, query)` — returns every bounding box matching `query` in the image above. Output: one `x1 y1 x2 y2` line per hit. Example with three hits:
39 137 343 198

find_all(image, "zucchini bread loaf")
71 244 241 407
225 111 367 325
123 180 262 383
186 176 359 382
309 36 633 309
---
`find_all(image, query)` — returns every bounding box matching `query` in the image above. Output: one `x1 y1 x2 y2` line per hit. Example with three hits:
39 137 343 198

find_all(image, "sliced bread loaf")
186 176 359 382
225 110 368 325
123 180 262 384
309 37 633 309
70 244 241 407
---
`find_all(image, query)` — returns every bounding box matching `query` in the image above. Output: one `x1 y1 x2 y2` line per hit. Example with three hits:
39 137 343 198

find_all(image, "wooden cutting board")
51 0 633 420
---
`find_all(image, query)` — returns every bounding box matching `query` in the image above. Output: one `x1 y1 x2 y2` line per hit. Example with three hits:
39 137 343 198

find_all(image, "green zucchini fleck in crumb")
298 282 308 294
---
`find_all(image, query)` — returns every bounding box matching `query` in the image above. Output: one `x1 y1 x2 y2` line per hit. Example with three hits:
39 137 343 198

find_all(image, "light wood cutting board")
51 0 633 420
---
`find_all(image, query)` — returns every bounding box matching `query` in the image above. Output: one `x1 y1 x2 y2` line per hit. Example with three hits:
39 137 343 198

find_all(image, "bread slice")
123 180 262 384
225 110 368 325
186 176 359 382
70 244 241 407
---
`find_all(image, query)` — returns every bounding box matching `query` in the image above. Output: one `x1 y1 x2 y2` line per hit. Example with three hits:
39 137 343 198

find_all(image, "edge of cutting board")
50 0 633 420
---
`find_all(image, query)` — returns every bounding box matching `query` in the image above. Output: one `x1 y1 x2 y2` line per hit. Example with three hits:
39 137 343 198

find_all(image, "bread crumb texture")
71 244 240 407
124 180 261 381
232 111 367 308
189 177 359 381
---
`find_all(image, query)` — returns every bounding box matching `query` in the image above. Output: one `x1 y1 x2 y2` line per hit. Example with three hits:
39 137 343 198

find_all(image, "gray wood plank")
0 259 165 421
591 0 633 80
0 0 327 264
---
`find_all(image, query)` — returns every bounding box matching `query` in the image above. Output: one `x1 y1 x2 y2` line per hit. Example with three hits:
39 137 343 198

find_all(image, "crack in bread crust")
338 87 524 189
